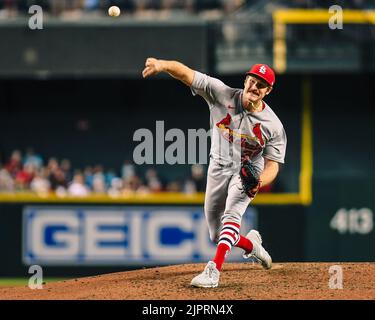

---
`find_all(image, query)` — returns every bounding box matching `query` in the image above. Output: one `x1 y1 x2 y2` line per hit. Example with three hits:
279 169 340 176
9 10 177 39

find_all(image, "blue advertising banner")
23 206 257 266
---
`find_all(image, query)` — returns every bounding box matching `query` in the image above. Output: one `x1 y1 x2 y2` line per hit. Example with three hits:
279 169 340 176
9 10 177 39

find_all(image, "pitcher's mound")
1 263 374 300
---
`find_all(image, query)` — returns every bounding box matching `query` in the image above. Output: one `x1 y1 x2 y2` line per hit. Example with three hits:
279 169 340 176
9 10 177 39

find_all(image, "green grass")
0 278 67 287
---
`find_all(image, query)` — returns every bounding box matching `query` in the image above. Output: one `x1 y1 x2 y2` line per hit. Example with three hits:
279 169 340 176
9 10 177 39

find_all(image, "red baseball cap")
245 64 275 87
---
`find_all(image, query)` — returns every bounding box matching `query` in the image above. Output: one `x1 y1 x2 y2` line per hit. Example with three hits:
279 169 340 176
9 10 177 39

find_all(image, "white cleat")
243 230 272 270
190 261 220 288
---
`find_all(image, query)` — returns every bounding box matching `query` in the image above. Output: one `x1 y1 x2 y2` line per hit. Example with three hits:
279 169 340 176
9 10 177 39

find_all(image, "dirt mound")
0 263 374 300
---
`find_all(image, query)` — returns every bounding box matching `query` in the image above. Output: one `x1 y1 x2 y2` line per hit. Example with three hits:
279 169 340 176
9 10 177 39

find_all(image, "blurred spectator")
221 0 244 14
92 165 106 193
1 0 375 19
0 0 18 18
47 157 59 172
0 167 15 191
49 0 66 16
68 172 90 196
191 164 206 191
0 148 218 196
15 163 35 190
108 177 123 197
122 174 148 194
121 160 135 180
166 180 182 192
83 166 94 189
145 167 162 192
183 164 206 193
105 168 117 188
133 0 152 13
23 147 43 169
61 158 73 182
84 0 100 11
5 150 22 177
30 168 51 196
183 178 196 194
49 167 68 191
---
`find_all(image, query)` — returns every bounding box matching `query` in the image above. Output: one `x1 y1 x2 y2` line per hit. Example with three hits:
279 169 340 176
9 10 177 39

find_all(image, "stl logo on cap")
245 63 275 86
259 65 267 74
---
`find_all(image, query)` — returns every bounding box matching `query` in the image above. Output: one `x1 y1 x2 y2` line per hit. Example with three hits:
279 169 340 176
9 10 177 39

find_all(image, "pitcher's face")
243 75 272 106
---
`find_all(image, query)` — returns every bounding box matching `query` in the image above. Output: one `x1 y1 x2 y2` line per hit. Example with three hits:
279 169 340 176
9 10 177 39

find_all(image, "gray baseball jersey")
190 71 287 242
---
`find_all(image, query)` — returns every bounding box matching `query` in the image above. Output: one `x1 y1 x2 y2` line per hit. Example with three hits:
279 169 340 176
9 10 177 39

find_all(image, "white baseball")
108 6 121 17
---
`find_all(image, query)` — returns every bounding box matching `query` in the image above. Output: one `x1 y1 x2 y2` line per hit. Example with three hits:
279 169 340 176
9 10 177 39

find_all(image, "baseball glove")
240 159 261 198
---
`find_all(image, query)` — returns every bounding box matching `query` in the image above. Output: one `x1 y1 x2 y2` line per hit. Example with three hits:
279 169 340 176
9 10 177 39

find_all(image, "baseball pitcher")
142 58 287 288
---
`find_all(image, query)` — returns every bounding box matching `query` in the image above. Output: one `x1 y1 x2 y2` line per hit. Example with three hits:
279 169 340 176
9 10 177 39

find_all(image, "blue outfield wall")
4 196 374 278
0 203 305 277
22 205 257 266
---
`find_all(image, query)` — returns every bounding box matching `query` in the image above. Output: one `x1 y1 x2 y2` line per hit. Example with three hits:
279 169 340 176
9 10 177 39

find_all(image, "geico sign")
23 207 256 265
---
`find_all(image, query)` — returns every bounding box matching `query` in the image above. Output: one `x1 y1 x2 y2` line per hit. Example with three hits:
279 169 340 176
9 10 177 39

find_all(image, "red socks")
235 234 253 253
213 222 240 271
213 243 230 271
212 222 254 271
